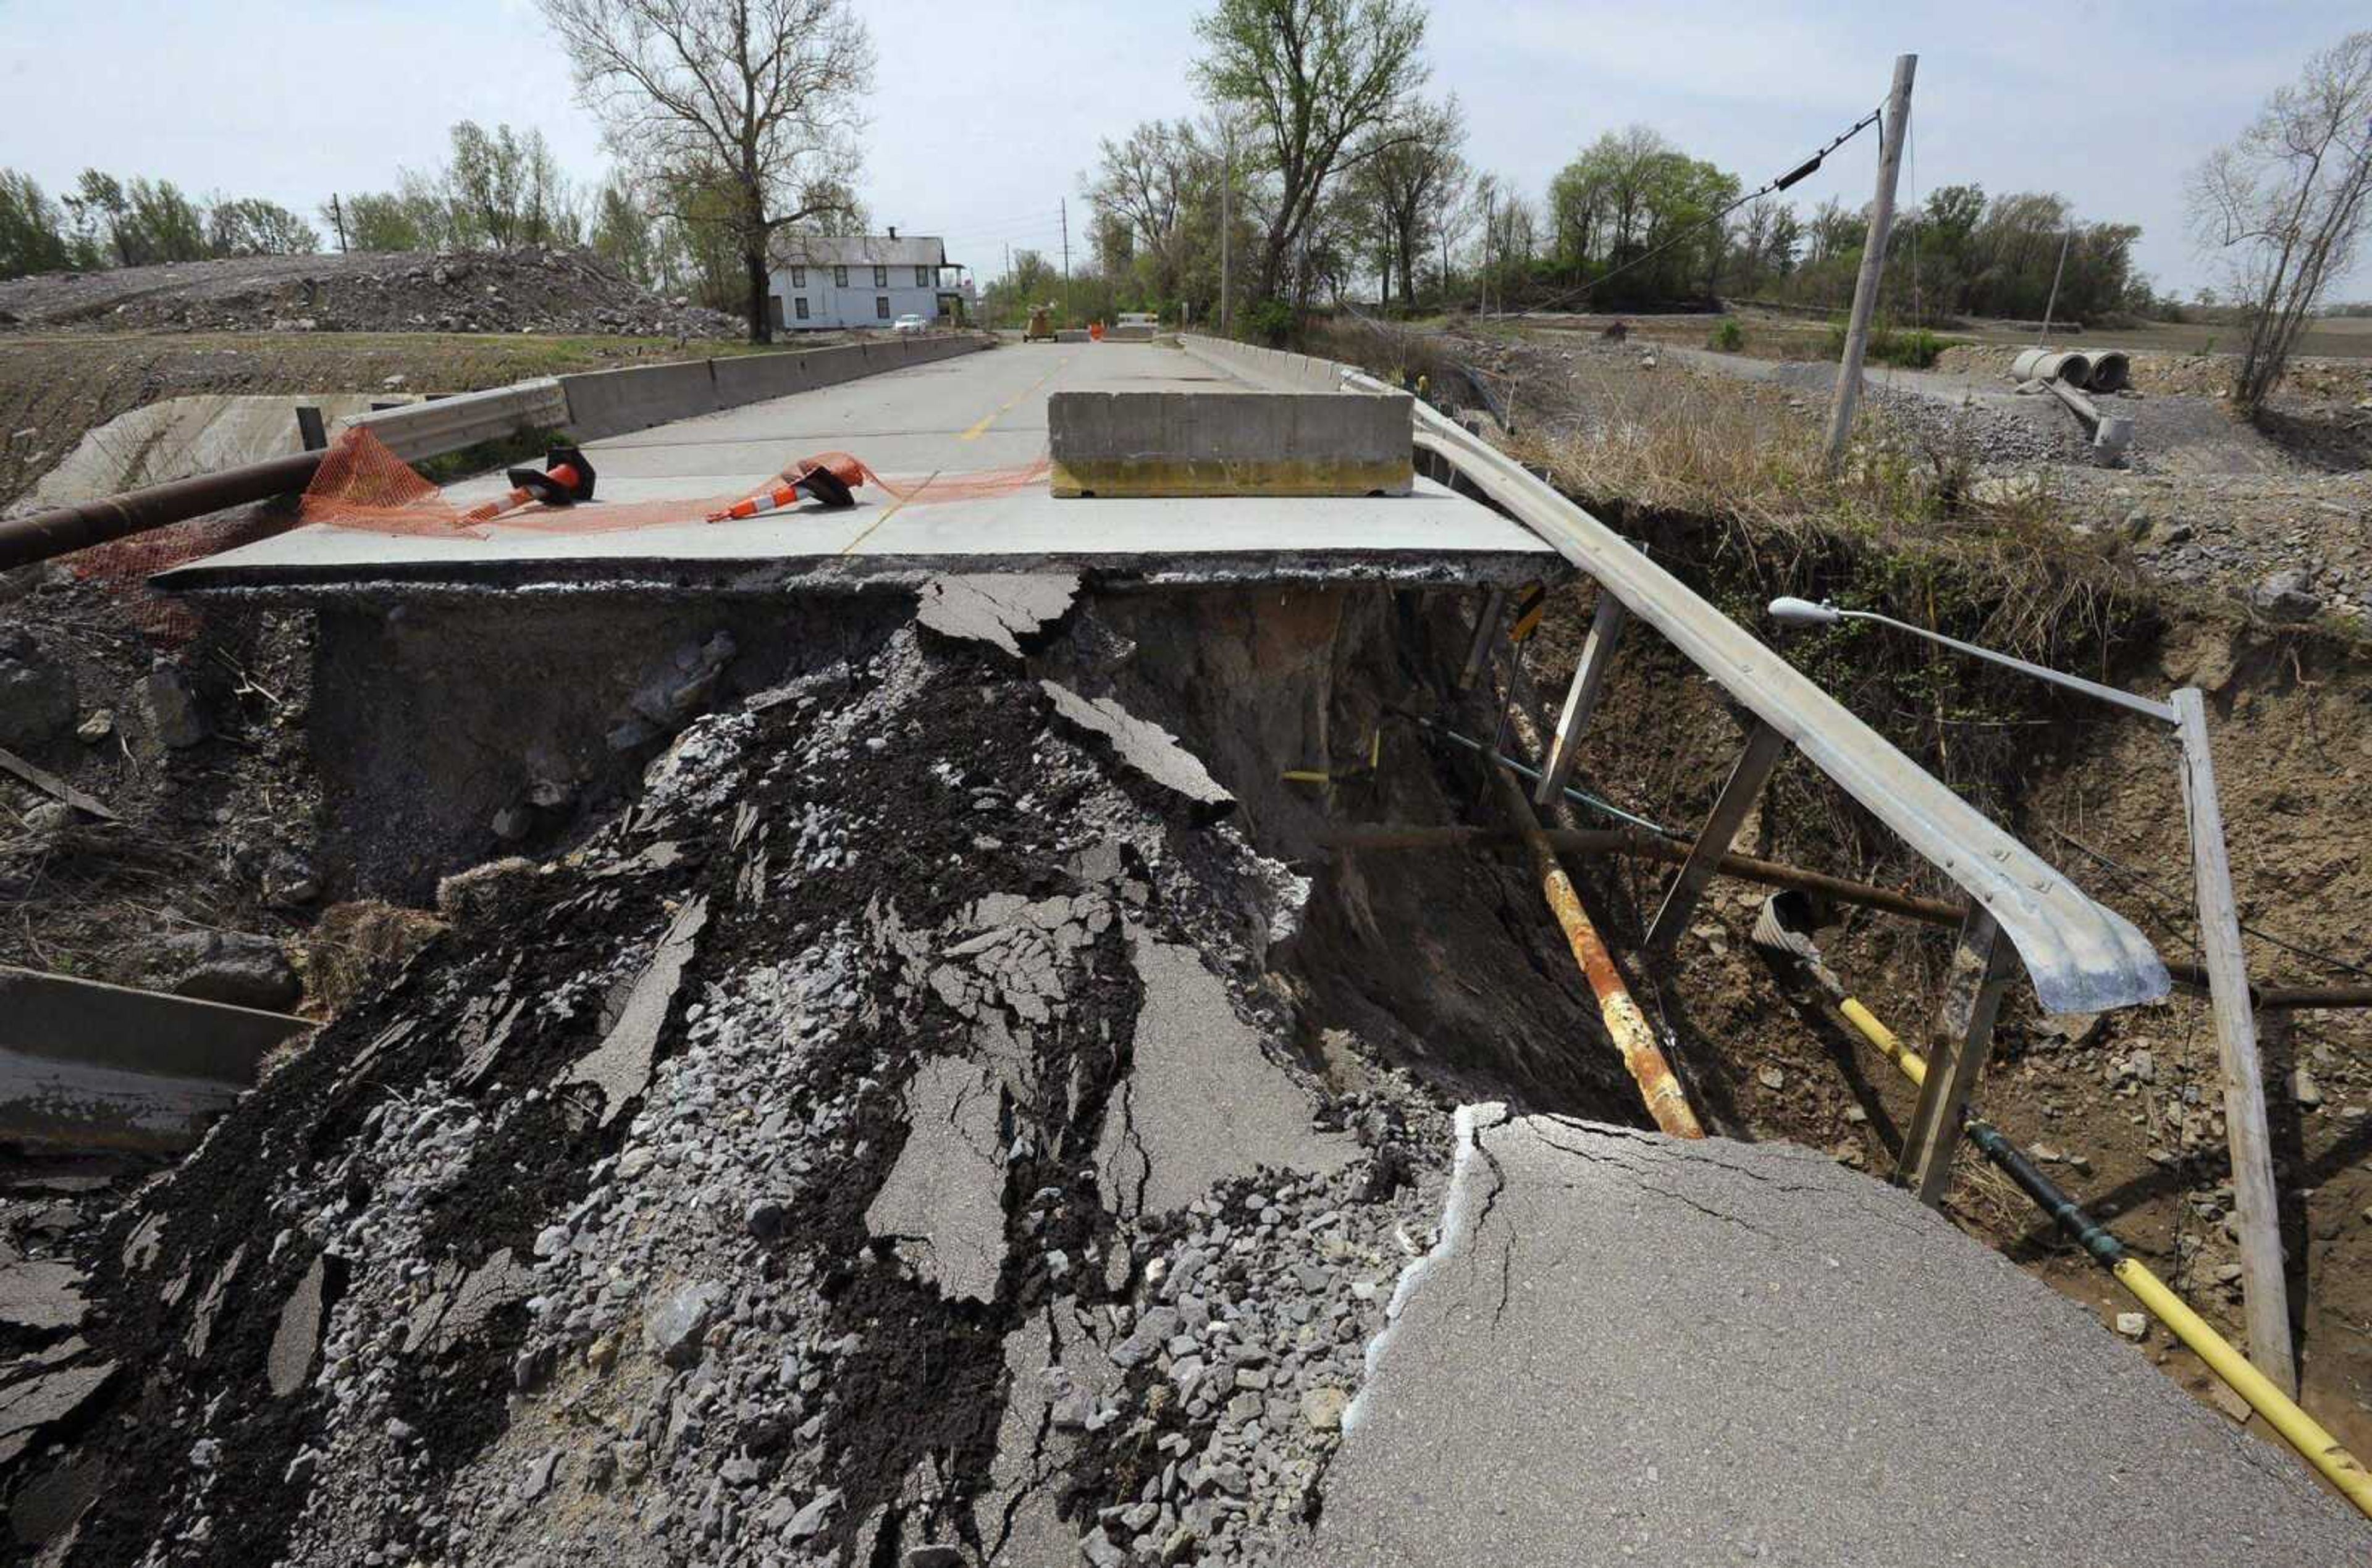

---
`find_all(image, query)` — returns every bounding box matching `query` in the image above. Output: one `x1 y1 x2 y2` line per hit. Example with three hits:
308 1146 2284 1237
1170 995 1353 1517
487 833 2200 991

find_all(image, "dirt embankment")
1499 521 2372 1467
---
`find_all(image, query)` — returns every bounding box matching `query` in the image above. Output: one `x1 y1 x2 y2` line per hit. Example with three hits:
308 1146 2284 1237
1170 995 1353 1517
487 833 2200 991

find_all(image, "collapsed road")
2 333 2368 1566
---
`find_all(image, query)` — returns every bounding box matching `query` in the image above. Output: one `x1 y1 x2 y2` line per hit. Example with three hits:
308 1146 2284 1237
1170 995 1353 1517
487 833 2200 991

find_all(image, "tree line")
0 169 319 276
1046 2 2160 340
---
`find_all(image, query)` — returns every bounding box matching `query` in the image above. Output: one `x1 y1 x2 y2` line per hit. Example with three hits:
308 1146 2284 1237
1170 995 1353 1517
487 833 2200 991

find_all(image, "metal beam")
1898 907 2017 1206
1646 721 1788 951
2175 685 2295 1393
1536 594 1627 805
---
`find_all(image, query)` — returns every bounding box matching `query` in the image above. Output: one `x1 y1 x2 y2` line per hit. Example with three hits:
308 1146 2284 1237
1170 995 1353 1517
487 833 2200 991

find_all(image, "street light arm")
1835 608 2177 724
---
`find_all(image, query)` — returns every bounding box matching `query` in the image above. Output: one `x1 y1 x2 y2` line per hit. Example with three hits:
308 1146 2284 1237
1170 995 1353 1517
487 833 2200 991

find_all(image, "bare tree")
1193 0 1428 304
539 0 877 342
2189 30 2372 414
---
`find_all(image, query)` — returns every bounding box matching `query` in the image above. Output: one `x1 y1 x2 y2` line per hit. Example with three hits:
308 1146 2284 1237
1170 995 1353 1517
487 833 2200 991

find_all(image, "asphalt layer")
1301 1113 2372 1567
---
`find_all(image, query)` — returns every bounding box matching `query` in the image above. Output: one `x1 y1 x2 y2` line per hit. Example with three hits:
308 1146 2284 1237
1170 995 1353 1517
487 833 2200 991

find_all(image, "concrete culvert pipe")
2082 350 2131 393
2011 348 2094 387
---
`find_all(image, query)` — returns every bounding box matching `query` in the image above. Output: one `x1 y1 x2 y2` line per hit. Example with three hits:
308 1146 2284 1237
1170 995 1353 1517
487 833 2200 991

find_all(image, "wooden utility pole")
1059 198 1071 327
1219 119 1233 335
1822 52 1917 470
2175 685 2297 1393
329 193 348 254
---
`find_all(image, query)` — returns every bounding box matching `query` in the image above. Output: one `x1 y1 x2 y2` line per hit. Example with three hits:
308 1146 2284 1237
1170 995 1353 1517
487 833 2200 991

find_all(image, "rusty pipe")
1318 822 2372 1013
0 450 324 573
1486 758 1704 1138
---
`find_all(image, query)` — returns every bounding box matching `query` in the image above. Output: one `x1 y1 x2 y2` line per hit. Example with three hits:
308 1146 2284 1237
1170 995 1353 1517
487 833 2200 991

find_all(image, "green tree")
1192 0 1429 304
0 170 71 279
122 178 208 264
206 197 320 256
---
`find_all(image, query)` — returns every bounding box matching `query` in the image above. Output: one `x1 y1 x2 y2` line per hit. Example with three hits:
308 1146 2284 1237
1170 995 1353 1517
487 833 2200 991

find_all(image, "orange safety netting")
298 427 1049 539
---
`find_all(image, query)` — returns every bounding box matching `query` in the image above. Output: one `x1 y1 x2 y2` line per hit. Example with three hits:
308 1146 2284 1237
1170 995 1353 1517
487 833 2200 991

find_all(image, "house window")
794 296 810 320
872 265 888 287
769 295 784 329
833 265 848 287
915 266 930 287
791 266 807 288
875 295 891 319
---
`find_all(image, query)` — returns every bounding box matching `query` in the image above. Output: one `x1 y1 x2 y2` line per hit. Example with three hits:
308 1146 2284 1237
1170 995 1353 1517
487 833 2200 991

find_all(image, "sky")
2 0 2362 299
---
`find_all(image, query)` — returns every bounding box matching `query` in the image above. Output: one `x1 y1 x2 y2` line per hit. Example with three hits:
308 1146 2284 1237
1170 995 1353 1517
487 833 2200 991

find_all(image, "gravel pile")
0 597 1453 1568
0 247 745 339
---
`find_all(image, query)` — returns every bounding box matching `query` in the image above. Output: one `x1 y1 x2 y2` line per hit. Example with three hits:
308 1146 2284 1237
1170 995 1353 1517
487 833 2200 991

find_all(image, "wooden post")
1822 53 1917 471
1898 905 2016 1206
1458 587 1507 692
2174 685 2295 1393
1536 593 1628 805
1645 721 1787 951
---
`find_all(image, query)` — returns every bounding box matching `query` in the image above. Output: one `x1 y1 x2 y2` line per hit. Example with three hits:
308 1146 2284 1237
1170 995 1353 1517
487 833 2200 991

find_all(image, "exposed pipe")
1484 757 1704 1138
1318 822 2372 1013
1752 897 2372 1520
0 450 323 573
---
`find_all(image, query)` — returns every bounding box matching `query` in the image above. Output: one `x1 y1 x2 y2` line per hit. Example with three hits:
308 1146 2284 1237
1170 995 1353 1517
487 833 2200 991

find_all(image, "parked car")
891 313 928 335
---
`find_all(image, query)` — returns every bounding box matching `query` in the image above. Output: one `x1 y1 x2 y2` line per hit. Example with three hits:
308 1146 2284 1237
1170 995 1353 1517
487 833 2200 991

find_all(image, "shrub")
1709 317 1745 352
1822 321 1950 369
1243 297 1297 346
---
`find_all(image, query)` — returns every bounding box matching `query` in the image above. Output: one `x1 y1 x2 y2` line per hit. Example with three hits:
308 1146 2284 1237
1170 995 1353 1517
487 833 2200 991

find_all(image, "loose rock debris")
0 604 1452 1567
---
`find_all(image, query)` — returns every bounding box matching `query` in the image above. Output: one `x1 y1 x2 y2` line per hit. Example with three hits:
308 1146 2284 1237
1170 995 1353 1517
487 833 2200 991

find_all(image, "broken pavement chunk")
915 574 1080 658
1038 681 1232 818
0 1262 85 1334
0 1357 116 1468
266 1254 329 1398
561 895 709 1125
1095 936 1353 1221
863 1057 1007 1303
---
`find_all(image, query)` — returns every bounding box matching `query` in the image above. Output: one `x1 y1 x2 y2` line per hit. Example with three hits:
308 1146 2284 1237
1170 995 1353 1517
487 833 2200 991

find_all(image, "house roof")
772 234 951 269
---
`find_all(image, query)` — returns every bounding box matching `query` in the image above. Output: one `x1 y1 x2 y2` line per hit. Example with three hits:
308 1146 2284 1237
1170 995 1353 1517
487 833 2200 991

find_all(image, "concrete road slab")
159 343 1557 593
1302 1112 2372 1567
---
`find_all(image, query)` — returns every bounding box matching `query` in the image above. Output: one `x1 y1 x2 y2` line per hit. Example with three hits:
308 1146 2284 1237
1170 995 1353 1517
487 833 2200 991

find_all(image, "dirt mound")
0 247 744 339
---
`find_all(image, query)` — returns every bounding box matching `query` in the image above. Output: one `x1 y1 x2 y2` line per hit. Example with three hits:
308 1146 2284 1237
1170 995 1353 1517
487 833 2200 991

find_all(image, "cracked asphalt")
1297 1113 2372 1566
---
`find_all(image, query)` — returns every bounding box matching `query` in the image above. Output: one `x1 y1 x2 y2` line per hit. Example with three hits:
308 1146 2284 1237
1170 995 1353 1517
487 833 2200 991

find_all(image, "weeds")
1823 321 1952 369
1709 318 1746 353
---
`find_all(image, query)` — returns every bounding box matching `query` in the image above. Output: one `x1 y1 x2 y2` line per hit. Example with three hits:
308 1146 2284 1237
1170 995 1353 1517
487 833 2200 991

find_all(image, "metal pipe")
1319 823 2372 1012
0 450 323 573
1485 757 1704 1138
1804 958 2372 1519
1316 823 1961 925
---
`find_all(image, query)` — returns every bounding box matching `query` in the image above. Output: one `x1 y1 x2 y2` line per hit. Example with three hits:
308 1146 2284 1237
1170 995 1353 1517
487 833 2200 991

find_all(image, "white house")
767 230 972 330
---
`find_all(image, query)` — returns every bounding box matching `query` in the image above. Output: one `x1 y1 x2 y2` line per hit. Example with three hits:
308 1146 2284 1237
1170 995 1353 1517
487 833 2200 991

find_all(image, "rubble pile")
0 247 746 340
0 601 1452 1567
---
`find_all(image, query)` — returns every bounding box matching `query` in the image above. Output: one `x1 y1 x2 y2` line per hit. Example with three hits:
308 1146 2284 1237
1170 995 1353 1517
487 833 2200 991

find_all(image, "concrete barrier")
711 351 814 405
1055 329 1093 344
1179 334 1344 393
348 379 570 461
560 360 721 440
0 965 313 1154
1106 324 1156 342
1048 388 1415 497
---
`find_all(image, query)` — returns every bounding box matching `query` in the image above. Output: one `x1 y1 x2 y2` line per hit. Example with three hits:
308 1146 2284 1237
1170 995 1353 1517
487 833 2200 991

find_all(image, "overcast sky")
3 0 2362 298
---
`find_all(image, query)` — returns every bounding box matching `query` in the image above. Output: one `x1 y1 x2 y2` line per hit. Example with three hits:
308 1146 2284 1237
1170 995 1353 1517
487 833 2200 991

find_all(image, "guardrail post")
1536 593 1627 806
295 406 327 452
1646 721 1787 951
2174 685 2295 1393
1898 905 2016 1206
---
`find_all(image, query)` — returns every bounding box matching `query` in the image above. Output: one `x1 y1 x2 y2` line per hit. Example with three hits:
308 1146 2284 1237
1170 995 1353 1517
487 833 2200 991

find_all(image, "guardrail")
348 378 571 461
1180 331 2169 1017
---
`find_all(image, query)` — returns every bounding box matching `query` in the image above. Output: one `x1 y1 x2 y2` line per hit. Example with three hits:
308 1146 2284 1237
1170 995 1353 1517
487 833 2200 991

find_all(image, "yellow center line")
957 353 1072 441
837 470 941 557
